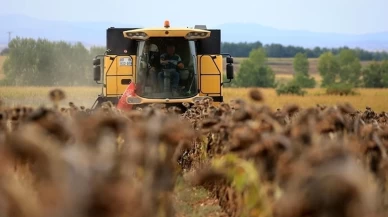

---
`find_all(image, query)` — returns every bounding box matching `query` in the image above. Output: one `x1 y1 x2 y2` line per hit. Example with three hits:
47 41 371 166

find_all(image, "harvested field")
1 86 388 112
1 87 388 217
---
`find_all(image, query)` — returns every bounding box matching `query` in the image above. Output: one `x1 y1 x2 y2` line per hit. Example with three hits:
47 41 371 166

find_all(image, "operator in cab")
158 43 184 95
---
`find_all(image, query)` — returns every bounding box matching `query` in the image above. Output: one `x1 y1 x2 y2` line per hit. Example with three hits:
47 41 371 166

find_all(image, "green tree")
276 82 306 96
292 52 316 88
51 41 73 85
2 37 104 86
337 49 362 86
318 52 339 87
362 60 388 87
235 48 275 87
220 41 388 60
69 42 91 85
3 37 39 85
293 52 309 76
34 39 56 85
293 74 316 88
382 61 388 87
362 61 382 87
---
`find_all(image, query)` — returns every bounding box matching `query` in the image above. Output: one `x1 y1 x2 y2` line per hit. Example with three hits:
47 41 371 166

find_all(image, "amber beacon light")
164 20 170 28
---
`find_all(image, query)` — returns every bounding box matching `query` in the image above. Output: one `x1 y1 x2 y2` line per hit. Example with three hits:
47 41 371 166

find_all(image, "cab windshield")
135 37 198 99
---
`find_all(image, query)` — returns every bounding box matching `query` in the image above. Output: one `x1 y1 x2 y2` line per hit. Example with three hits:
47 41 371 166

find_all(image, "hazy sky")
1 0 387 34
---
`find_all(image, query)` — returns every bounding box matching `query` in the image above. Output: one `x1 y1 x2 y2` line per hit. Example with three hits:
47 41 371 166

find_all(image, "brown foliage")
1 87 388 217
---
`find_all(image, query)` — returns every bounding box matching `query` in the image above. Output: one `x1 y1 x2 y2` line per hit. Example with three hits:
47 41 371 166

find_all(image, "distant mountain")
0 15 141 47
1 15 388 51
214 23 388 51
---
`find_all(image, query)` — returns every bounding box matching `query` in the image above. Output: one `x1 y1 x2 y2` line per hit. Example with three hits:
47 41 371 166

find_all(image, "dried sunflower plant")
1 88 388 217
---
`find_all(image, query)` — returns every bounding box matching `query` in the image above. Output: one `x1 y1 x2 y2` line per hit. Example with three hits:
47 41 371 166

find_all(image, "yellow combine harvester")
91 20 234 111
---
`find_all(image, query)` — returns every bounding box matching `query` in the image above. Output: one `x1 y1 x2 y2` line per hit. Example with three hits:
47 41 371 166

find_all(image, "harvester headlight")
125 32 148 39
192 96 207 103
126 97 142 104
185 31 208 39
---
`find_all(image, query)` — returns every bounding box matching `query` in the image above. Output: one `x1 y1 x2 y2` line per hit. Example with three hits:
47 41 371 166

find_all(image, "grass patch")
174 175 225 217
223 88 388 112
0 86 101 108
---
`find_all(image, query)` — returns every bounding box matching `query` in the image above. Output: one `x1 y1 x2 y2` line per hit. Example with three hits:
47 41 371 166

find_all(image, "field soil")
174 175 227 217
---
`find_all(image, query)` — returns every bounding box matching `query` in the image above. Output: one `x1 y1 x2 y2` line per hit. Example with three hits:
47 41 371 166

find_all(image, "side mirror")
93 58 101 66
226 64 234 80
226 57 233 64
94 65 101 81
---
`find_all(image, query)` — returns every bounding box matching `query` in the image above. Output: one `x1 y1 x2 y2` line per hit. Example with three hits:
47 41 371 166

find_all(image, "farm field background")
222 57 375 74
1 55 387 112
0 55 377 86
1 58 388 217
1 86 387 112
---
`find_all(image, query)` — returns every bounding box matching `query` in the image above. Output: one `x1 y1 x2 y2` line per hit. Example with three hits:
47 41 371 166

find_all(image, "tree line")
229 47 388 94
221 42 388 61
2 37 388 89
1 37 105 86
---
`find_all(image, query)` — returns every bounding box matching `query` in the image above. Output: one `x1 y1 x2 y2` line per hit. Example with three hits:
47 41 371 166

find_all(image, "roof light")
164 20 170 28
185 31 208 39
125 31 148 39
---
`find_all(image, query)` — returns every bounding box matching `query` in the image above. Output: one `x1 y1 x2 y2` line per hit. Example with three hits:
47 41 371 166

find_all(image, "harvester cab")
91 21 234 111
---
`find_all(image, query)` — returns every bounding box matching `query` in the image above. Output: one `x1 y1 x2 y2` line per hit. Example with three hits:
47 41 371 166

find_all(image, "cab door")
196 29 223 101
104 28 138 96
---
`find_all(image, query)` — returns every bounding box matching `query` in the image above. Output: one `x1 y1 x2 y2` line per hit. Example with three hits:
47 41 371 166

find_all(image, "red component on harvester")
117 82 136 111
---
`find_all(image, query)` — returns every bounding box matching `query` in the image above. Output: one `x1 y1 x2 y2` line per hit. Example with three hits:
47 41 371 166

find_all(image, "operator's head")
166 43 175 55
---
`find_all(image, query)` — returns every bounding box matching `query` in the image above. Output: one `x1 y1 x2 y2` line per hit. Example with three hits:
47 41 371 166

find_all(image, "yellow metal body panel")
103 55 136 96
123 28 210 38
197 55 223 97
